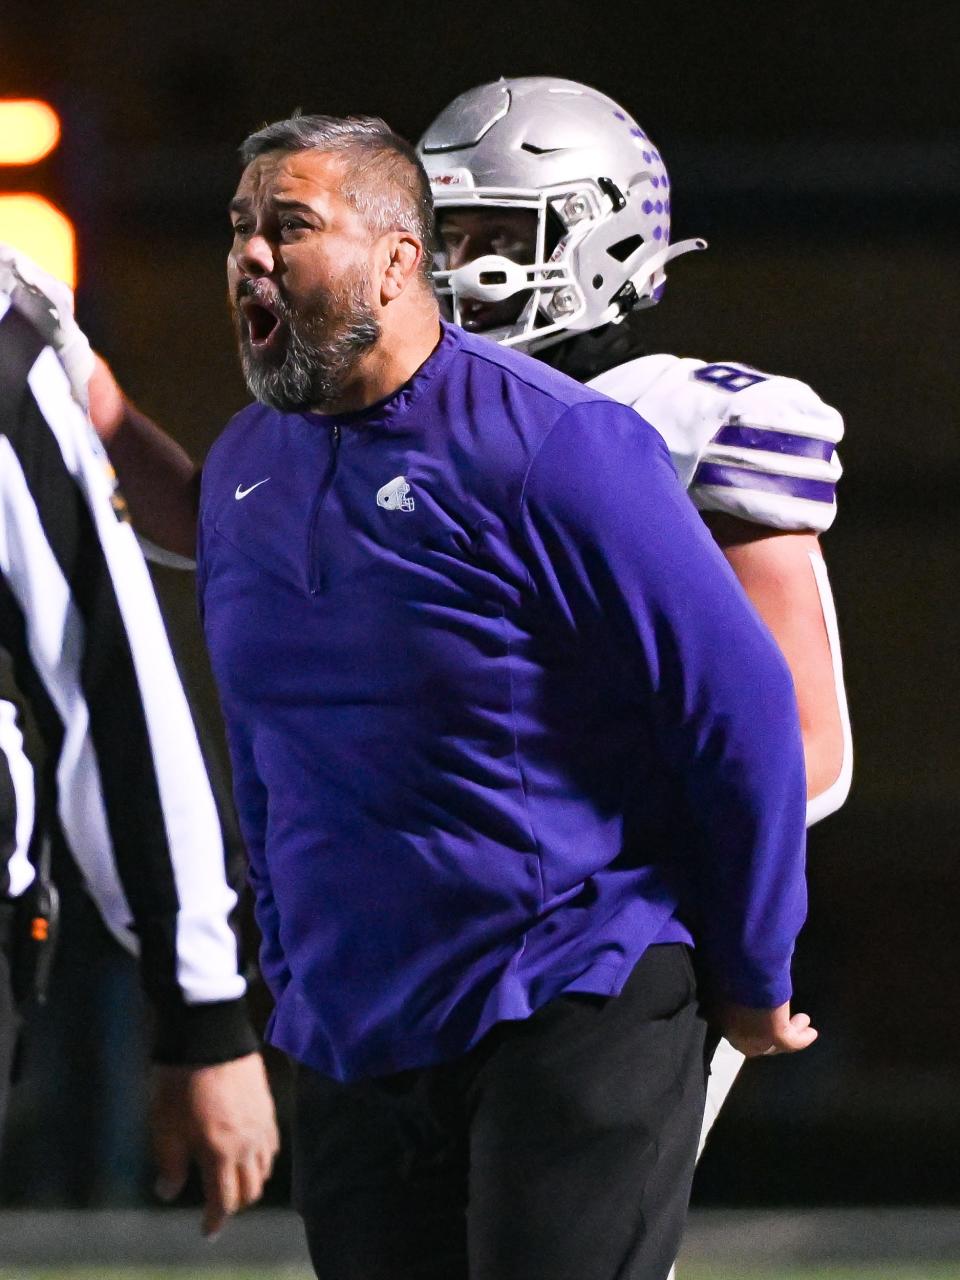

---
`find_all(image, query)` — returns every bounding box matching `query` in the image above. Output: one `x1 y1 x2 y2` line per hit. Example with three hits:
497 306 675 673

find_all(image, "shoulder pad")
589 356 844 532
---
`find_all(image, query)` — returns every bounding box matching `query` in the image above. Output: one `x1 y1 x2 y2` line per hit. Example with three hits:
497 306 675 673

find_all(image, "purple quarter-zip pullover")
198 323 806 1082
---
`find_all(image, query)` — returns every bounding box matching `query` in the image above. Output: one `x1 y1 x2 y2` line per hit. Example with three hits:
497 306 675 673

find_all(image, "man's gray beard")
238 281 381 413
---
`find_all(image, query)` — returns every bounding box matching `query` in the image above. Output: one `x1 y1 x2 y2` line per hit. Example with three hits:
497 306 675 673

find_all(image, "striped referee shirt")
0 291 255 1064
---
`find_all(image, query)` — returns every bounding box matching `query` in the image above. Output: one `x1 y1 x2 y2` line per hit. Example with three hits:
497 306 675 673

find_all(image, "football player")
417 75 851 1181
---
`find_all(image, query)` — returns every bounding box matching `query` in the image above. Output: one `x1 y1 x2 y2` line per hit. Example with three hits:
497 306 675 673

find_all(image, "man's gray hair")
240 114 436 282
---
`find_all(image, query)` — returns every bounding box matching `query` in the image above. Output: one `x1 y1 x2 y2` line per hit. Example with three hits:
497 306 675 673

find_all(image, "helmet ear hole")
607 234 645 263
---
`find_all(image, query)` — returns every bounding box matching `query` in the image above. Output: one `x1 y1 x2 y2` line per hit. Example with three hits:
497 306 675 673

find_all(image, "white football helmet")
417 77 705 352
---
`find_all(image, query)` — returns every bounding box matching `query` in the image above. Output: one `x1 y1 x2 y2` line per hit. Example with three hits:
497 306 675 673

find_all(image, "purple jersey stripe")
693 462 835 504
712 423 836 461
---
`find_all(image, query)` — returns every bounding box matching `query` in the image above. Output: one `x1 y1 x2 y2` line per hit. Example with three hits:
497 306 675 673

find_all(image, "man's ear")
381 233 423 303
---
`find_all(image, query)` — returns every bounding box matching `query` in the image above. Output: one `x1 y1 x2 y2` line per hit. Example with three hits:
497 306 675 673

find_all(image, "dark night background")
0 0 957 1210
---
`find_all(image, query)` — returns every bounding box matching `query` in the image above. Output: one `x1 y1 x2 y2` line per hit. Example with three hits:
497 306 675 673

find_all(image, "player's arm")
683 364 852 824
703 514 850 816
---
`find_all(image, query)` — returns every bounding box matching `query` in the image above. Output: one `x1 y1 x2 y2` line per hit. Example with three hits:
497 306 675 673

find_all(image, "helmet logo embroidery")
376 476 415 512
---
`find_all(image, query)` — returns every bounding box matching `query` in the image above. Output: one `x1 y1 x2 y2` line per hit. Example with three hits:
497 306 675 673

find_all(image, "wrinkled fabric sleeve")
518 400 808 1007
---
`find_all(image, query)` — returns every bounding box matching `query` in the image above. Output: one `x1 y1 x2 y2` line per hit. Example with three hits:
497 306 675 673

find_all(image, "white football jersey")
588 355 843 533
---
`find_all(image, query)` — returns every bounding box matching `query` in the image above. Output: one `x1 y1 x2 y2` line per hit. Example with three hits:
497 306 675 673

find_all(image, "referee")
0 254 278 1237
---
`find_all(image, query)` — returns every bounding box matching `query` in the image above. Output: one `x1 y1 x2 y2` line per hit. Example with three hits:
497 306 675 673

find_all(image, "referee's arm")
0 292 278 1230
0 296 253 1058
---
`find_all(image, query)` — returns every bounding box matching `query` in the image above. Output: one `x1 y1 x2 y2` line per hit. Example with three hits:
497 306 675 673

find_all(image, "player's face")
227 149 381 411
436 208 538 332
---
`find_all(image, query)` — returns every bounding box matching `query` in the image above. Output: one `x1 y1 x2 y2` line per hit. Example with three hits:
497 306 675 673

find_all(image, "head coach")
71 112 817 1280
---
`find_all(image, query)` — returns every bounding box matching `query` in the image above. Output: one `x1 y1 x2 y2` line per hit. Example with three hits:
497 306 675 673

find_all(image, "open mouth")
460 298 513 332
240 298 285 350
460 299 493 326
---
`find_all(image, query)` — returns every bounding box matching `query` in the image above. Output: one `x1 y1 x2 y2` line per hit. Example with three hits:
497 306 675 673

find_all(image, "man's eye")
280 218 309 234
231 221 252 237
492 234 528 259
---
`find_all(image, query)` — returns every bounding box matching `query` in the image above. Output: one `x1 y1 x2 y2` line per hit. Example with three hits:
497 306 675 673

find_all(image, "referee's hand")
150 1053 280 1238
717 1001 818 1058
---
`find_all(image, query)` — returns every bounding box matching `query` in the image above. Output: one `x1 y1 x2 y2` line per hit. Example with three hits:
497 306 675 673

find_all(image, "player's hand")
717 1000 818 1058
150 1052 280 1238
0 243 95 406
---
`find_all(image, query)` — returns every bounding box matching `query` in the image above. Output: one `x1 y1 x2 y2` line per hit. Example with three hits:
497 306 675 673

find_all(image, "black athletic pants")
0 900 20 1143
292 943 709 1280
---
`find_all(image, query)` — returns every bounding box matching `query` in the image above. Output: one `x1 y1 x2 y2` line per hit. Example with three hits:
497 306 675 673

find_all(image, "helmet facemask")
433 186 593 350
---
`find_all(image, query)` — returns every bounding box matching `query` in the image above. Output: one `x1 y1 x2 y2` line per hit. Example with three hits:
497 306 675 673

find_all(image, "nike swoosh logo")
235 478 271 500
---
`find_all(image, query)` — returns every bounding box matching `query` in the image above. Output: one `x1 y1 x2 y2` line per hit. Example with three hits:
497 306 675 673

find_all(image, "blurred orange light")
0 100 61 165
0 195 76 286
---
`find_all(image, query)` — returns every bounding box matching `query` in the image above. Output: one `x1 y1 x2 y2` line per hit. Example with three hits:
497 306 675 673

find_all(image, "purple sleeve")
519 401 807 1007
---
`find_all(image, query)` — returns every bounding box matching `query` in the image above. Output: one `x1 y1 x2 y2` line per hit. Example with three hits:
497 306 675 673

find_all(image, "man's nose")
235 233 276 278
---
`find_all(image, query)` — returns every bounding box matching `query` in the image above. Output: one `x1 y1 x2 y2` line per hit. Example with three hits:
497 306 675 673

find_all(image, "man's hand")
717 1001 818 1058
150 1052 280 1238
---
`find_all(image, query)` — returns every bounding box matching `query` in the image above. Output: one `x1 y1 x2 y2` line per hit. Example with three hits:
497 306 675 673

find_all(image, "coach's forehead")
234 148 352 210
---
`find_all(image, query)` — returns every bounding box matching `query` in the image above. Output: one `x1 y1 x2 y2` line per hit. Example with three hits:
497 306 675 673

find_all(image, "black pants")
293 943 708 1280
0 900 20 1143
